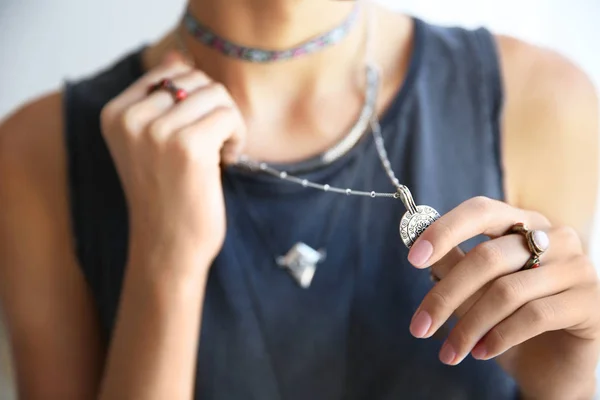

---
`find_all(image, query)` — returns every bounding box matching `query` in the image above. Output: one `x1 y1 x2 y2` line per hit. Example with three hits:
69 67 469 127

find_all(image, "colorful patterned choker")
181 4 361 63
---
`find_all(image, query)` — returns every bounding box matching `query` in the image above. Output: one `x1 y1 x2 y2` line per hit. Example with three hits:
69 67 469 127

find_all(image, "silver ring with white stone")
508 223 550 271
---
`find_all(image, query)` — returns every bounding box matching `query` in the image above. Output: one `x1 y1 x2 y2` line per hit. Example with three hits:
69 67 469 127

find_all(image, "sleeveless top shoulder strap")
63 49 144 336
415 21 505 198
374 20 506 237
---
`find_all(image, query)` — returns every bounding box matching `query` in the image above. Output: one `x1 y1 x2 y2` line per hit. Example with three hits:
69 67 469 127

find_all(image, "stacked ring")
148 78 188 103
508 222 550 270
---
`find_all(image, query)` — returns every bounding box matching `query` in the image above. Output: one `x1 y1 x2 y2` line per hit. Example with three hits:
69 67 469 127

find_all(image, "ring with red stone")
508 222 550 271
148 78 188 103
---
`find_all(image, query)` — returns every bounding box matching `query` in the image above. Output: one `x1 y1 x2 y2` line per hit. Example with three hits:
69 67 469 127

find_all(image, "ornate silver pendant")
276 242 326 288
397 186 440 248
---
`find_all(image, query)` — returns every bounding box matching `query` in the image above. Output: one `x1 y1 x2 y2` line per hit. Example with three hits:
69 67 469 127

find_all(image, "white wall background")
0 0 599 398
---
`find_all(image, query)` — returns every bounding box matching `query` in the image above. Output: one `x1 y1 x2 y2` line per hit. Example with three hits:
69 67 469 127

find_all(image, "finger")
408 196 551 268
413 224 585 339
176 106 246 165
127 70 213 135
109 52 193 113
410 235 531 339
441 257 591 365
471 287 595 362
429 246 464 282
147 81 236 142
430 224 580 283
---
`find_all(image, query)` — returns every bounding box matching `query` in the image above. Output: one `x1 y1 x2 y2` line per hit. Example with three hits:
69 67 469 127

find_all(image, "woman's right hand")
100 52 245 274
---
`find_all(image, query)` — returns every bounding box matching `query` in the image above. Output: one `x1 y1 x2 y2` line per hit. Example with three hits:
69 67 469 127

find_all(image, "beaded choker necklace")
182 4 361 63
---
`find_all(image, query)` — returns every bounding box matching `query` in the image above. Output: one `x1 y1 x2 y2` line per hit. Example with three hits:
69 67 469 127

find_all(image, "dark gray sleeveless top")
64 18 518 399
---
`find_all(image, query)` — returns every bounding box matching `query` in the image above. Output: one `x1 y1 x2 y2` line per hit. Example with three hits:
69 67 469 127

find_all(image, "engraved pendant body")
399 205 440 248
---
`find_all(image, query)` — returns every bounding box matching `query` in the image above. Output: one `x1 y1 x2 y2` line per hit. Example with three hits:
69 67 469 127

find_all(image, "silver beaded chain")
233 2 415 204
236 110 420 215
236 149 400 199
175 2 416 206
235 108 409 201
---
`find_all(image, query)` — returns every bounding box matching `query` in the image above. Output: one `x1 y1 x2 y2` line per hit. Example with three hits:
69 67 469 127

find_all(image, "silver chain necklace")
235 108 441 287
175 6 441 287
237 105 441 250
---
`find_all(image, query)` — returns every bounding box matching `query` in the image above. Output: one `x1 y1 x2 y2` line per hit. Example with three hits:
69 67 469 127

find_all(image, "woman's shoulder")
67 47 146 121
495 35 598 241
0 90 105 397
0 47 144 177
0 52 140 238
0 92 71 272
0 91 64 194
495 34 597 118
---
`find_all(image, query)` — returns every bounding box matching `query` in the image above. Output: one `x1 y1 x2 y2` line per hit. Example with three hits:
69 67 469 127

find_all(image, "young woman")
0 0 598 399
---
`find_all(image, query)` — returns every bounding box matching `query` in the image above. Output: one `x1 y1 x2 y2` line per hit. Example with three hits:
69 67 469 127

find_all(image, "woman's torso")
64 18 517 399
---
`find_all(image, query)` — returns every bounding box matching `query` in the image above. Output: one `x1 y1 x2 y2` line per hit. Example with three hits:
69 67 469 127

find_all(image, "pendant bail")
397 185 418 215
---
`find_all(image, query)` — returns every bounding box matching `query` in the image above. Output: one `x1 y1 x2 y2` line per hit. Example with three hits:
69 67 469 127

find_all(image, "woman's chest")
194 176 475 399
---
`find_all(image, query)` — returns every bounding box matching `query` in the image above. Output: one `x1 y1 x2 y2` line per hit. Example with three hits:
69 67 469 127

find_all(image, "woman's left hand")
407 196 600 399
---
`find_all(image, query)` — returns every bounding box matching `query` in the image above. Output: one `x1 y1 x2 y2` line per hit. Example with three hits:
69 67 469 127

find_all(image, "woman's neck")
145 1 414 163
187 0 357 51
181 0 366 109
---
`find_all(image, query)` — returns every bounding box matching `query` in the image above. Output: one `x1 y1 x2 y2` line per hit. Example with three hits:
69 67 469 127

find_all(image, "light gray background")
1 0 599 398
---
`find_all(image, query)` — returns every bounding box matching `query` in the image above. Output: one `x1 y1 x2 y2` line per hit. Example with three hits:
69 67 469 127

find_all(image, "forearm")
521 380 596 400
99 245 210 400
512 340 599 400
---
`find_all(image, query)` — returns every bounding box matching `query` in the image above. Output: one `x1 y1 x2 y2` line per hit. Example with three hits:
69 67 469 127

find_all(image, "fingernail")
439 341 456 365
410 311 432 338
471 342 488 360
408 240 433 267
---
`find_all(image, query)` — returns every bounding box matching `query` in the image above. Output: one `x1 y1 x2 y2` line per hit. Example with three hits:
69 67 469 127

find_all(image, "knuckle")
450 327 472 351
121 104 144 133
168 130 213 166
485 327 508 354
466 196 500 227
209 106 237 132
525 300 555 326
426 289 452 316
167 135 194 159
147 119 171 139
189 69 208 82
472 241 504 265
572 254 596 281
553 225 582 251
183 106 234 136
430 217 455 245
529 211 551 228
491 277 523 304
208 82 231 100
100 102 117 126
468 196 493 215
592 281 600 303
160 58 193 74
211 104 235 118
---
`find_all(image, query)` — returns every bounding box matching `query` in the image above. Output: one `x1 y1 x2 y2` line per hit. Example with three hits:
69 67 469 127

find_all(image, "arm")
1 55 243 399
499 35 599 244
98 241 211 399
500 36 598 398
404 37 599 400
98 53 245 396
0 94 104 399
0 97 211 399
